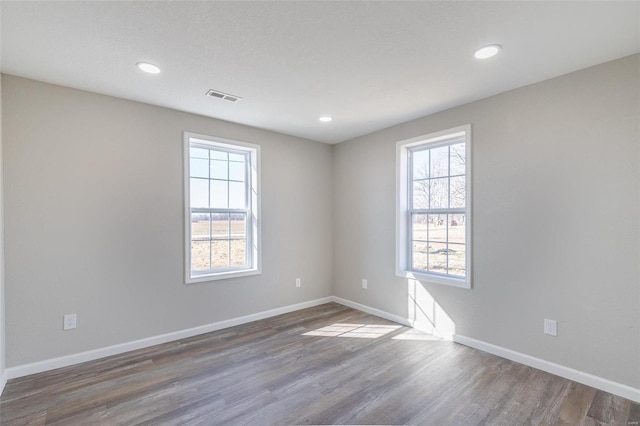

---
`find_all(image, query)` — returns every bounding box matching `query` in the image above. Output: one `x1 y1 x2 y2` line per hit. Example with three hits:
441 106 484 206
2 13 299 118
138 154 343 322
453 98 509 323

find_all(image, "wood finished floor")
0 303 638 425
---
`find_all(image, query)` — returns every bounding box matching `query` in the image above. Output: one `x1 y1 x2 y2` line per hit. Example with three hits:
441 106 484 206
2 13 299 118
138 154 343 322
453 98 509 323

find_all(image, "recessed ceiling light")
474 44 501 59
136 62 161 74
319 116 332 122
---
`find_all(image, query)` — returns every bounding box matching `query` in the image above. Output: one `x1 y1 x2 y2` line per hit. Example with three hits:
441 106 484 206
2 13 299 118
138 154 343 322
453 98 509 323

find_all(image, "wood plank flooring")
0 303 638 425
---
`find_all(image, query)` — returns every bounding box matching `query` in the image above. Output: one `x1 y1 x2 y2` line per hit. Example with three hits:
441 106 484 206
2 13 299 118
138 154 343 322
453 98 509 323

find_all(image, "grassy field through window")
191 218 247 271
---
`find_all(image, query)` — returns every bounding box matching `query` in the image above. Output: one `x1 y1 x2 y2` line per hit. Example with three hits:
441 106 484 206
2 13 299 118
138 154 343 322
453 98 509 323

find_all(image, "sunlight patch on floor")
303 323 402 339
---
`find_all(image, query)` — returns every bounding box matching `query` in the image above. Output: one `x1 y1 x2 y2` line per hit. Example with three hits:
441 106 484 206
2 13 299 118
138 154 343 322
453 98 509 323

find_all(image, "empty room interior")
0 1 639 425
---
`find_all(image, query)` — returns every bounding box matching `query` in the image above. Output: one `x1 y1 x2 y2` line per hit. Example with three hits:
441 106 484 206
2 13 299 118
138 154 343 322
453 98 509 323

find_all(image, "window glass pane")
190 178 209 208
190 158 209 179
190 147 209 160
230 214 247 267
191 213 210 241
229 181 246 209
229 161 245 182
229 152 245 162
448 214 465 244
429 178 448 209
211 213 230 241
210 180 228 208
450 143 465 176
448 243 465 277
230 214 246 238
191 241 211 272
412 214 427 241
210 159 228 180
230 239 247 267
209 213 243 270
412 241 429 271
412 150 429 180
210 150 227 161
211 240 229 269
412 181 429 209
430 146 449 178
450 176 465 208
428 242 448 274
428 214 447 242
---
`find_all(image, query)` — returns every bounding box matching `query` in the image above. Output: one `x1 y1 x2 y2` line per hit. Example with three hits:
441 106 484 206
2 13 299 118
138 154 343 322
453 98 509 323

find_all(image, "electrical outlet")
544 319 557 336
295 278 301 288
64 314 77 331
362 279 368 289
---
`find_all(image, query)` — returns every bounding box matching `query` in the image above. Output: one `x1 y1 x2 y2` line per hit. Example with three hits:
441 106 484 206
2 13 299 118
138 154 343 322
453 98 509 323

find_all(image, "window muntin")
397 126 471 288
184 133 260 283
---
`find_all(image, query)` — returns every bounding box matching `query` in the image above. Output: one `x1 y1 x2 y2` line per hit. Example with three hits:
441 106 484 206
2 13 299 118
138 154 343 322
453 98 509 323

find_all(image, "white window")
396 125 471 288
184 132 260 283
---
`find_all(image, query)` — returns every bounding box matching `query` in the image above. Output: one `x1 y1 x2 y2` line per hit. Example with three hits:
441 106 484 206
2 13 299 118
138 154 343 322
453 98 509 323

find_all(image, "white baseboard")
5 296 333 381
453 334 640 404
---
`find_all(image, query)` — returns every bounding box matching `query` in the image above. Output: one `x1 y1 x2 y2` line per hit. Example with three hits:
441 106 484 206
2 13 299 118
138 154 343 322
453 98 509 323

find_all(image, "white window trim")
396 125 472 289
184 132 261 283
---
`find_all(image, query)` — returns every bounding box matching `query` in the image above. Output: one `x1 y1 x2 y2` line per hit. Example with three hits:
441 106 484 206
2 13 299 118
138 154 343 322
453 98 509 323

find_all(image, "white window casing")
184 132 261 283
396 125 472 289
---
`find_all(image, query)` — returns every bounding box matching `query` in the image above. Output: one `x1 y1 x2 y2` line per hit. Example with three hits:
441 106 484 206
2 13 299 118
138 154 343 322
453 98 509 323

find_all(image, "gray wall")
2 75 334 366
333 54 640 388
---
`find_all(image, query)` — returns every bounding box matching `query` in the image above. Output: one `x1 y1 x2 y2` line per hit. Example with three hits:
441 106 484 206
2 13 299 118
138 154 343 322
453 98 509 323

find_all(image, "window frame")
183 132 261 283
396 125 472 289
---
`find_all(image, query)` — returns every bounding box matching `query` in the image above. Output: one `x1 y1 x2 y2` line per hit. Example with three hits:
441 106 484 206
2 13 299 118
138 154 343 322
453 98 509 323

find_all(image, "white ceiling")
1 1 638 144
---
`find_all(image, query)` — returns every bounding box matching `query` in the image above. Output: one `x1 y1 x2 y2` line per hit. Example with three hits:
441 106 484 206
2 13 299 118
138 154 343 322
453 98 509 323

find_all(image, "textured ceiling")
1 1 639 144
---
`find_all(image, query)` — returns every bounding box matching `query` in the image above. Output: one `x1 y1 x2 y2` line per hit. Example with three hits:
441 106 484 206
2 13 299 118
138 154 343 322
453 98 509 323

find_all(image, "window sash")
407 137 467 278
190 210 251 274
408 212 466 277
189 144 252 274
408 141 464 211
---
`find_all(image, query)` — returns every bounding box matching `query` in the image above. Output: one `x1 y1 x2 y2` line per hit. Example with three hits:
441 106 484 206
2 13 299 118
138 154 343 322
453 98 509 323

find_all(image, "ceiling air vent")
205 89 242 103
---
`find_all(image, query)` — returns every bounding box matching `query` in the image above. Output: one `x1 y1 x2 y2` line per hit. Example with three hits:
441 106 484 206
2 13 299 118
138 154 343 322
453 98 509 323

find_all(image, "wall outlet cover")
64 314 77 330
544 319 557 336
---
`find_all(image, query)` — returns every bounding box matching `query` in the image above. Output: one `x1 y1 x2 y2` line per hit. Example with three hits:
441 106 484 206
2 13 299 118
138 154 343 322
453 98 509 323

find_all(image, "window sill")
396 270 471 289
186 268 261 284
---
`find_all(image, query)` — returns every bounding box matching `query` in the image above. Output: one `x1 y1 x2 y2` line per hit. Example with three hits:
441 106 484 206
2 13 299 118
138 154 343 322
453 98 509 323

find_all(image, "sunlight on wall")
407 277 456 339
